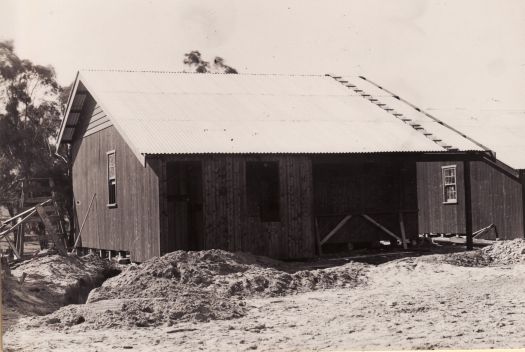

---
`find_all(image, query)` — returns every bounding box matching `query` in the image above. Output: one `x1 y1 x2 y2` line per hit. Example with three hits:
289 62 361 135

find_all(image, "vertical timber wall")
71 97 161 262
158 154 316 259
417 160 523 238
312 157 419 245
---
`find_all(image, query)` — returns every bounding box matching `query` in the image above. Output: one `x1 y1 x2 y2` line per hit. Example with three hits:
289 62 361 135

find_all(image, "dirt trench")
63 267 121 305
2 253 120 329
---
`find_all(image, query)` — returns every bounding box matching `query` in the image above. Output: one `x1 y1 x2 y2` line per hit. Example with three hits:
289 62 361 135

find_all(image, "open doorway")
312 158 416 253
166 161 203 251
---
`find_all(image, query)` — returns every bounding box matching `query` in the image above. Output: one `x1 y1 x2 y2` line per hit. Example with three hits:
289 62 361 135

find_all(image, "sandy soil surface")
2 251 118 329
5 240 525 351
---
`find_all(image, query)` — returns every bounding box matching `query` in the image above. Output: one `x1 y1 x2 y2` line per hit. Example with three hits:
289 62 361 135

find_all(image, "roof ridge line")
78 69 326 77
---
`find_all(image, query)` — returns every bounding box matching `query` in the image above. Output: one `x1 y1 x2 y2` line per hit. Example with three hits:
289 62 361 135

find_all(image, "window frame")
441 165 457 204
107 150 117 208
245 161 281 222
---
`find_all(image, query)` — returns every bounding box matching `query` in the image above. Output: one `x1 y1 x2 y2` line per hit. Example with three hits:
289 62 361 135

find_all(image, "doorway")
166 161 203 251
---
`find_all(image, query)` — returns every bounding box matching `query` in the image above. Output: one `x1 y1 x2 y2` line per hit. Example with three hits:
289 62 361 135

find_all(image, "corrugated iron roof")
58 70 486 162
431 110 525 169
336 75 525 169
337 75 485 153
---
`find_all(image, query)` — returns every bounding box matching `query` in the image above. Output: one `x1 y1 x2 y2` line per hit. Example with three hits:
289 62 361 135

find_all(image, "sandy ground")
2 251 117 330
5 242 525 351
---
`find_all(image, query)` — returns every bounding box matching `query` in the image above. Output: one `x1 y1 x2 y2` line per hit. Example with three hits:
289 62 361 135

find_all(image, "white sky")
1 0 524 121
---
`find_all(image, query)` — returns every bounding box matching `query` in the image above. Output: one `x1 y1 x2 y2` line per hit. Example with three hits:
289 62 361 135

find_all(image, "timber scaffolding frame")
0 178 68 259
316 211 413 253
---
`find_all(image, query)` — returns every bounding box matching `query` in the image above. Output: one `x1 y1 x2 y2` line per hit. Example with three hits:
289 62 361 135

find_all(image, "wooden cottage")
56 71 493 262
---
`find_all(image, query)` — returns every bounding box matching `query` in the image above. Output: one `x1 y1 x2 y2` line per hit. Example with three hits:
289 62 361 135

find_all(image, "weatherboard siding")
73 97 113 139
470 161 523 239
71 99 160 262
417 161 523 238
417 161 466 234
85 104 112 137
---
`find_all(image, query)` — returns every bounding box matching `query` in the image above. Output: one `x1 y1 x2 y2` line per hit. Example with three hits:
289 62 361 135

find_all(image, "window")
246 161 280 222
107 151 117 207
442 165 457 204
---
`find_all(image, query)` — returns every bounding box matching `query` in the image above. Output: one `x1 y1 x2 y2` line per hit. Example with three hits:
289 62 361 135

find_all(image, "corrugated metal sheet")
431 110 525 169
338 75 525 169
68 112 80 126
339 76 485 152
71 94 87 110
61 70 486 156
62 127 75 141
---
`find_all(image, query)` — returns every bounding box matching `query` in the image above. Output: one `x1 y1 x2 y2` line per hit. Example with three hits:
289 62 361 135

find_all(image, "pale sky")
1 0 524 122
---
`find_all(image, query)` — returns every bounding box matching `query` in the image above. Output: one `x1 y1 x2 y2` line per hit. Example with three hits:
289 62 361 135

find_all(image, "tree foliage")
183 50 238 74
0 40 68 212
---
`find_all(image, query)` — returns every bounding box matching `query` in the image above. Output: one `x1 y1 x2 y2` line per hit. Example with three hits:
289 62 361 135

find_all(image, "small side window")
442 165 457 204
107 151 117 207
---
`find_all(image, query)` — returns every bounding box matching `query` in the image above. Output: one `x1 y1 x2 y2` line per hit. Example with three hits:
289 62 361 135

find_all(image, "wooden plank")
320 215 352 245
432 236 494 246
301 156 315 257
3 235 21 260
87 115 109 130
520 170 525 238
0 210 37 238
314 217 322 256
286 156 294 257
35 205 67 255
464 160 473 250
398 212 408 249
203 157 212 250
87 110 107 124
0 255 3 349
24 196 52 204
84 121 112 137
16 221 24 256
73 193 96 249
362 214 402 243
0 200 51 230
226 156 234 252
233 157 242 252
473 223 496 239
158 158 167 254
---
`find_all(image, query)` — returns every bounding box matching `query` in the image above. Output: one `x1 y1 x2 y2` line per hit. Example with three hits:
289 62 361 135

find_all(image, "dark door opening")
166 161 203 251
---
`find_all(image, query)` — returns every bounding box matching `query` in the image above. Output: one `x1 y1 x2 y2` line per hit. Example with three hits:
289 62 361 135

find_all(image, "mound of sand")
481 239 525 264
32 294 245 330
27 249 369 330
89 250 369 302
422 239 525 267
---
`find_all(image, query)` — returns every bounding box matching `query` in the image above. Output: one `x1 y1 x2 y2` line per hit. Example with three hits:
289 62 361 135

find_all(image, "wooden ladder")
10 178 67 257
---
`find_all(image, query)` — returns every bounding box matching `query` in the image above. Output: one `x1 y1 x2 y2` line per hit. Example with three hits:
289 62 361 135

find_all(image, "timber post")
0 254 3 351
464 158 473 250
520 170 525 238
